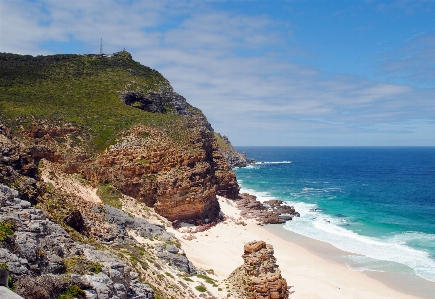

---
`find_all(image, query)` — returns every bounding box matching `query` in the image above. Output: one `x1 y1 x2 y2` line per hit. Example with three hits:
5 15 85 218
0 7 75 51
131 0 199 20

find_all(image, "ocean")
234 146 435 283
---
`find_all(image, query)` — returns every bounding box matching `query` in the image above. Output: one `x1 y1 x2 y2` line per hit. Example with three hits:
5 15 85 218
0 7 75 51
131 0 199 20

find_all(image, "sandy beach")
169 196 435 299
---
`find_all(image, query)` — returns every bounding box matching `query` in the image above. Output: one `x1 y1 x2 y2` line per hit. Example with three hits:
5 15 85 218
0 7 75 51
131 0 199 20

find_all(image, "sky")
1 0 434 146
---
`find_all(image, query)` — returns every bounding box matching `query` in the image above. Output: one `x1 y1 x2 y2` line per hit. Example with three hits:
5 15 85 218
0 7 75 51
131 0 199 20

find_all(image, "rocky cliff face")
0 184 155 299
0 51 242 223
0 51 254 297
216 133 254 168
227 241 289 299
82 120 238 223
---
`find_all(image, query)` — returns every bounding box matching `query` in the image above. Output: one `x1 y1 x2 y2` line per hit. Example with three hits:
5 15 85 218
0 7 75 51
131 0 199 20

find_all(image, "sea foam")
284 206 435 282
239 185 435 282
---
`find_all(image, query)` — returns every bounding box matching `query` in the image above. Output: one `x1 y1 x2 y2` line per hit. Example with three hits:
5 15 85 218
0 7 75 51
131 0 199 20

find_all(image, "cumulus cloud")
1 0 434 145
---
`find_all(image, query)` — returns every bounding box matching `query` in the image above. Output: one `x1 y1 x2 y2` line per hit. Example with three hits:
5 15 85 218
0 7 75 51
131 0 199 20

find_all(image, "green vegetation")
0 52 193 152
64 256 104 275
89 261 103 274
0 220 14 241
165 239 181 249
214 132 230 150
96 183 122 209
196 273 218 287
57 285 86 299
195 285 207 292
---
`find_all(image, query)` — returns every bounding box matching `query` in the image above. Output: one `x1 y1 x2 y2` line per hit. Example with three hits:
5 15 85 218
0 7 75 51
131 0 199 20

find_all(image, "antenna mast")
100 38 103 55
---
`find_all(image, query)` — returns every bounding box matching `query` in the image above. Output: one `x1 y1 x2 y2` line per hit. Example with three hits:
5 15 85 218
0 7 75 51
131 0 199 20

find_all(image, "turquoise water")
234 147 435 282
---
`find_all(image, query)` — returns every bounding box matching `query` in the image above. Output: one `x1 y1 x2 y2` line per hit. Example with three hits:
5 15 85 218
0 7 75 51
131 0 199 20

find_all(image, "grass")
195 285 207 292
96 183 122 209
196 273 218 287
0 52 200 152
57 285 86 299
0 220 14 241
214 132 230 150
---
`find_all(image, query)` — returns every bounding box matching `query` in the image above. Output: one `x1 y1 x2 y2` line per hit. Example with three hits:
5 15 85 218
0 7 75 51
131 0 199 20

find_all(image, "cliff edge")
0 51 242 223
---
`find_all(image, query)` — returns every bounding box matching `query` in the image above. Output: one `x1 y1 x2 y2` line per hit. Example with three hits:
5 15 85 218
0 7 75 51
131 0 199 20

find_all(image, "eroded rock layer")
83 122 239 223
0 52 241 224
227 241 289 299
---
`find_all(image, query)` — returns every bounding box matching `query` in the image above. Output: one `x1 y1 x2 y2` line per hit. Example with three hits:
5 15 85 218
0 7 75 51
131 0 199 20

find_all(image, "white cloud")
1 0 434 145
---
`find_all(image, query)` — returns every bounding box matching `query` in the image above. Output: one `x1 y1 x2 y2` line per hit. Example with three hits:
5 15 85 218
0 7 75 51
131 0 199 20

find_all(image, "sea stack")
227 241 289 299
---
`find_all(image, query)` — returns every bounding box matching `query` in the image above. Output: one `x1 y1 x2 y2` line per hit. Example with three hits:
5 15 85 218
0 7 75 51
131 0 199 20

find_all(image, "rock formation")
227 241 289 299
0 52 243 224
0 51 269 299
83 123 239 223
0 184 154 299
236 193 299 224
216 133 255 168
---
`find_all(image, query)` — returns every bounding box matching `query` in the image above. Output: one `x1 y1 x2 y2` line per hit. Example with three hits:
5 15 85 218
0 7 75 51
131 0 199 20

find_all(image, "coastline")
264 224 435 299
170 196 435 299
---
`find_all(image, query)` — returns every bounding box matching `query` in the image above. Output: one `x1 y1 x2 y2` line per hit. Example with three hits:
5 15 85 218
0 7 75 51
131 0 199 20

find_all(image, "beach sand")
169 196 435 299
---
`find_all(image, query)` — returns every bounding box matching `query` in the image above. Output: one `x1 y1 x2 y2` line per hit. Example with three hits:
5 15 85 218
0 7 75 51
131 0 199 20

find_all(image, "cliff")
215 133 254 168
0 51 250 298
0 51 241 223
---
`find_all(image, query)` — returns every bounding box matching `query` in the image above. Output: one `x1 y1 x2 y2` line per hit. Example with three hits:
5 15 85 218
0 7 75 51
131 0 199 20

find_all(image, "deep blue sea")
234 146 435 282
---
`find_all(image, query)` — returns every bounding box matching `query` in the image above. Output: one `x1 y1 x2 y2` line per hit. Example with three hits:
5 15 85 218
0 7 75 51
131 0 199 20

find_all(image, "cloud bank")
1 0 434 145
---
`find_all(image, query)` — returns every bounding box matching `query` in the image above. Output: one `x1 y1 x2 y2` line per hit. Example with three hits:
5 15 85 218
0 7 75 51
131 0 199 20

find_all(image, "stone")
63 210 86 233
155 244 196 274
0 184 155 299
227 241 289 299
236 193 299 225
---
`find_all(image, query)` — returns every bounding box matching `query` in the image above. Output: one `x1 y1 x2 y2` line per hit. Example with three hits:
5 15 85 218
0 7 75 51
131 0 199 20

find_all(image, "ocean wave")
301 187 343 194
284 213 435 282
255 161 292 165
238 180 435 282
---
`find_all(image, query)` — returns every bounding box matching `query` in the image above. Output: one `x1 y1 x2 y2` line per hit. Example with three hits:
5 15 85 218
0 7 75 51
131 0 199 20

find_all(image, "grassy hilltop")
0 51 196 151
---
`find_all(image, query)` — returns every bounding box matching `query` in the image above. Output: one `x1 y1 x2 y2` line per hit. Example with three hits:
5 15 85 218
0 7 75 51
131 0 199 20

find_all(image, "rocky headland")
0 51 297 299
215 134 255 168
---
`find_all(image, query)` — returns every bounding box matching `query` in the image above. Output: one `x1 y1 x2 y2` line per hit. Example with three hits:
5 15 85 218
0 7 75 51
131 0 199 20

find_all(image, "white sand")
40 159 102 204
169 196 421 299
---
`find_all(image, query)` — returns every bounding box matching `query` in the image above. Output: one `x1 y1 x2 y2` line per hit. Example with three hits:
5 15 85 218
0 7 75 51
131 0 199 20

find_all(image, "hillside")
0 51 248 222
0 51 253 298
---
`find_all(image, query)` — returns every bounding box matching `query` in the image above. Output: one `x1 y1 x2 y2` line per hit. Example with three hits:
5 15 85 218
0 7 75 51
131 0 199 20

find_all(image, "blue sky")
1 0 434 146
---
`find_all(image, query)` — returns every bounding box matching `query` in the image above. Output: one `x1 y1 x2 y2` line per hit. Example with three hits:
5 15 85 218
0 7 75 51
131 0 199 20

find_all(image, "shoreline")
170 196 435 299
264 224 435 299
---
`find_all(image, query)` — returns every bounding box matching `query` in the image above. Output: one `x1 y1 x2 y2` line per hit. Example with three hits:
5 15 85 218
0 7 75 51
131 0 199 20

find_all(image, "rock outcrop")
216 133 255 168
227 241 289 299
83 124 239 224
119 84 191 116
236 194 299 224
1 52 242 225
0 184 154 299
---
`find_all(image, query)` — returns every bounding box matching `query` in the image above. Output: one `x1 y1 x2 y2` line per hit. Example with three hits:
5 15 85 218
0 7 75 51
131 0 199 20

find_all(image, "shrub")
96 184 122 209
0 220 14 241
57 285 86 299
64 257 104 275
89 262 103 274
195 285 207 292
